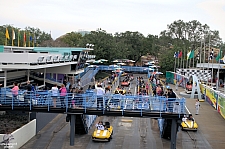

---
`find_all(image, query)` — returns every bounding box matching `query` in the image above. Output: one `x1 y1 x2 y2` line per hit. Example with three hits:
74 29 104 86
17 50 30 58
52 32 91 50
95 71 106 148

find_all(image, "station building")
0 45 95 88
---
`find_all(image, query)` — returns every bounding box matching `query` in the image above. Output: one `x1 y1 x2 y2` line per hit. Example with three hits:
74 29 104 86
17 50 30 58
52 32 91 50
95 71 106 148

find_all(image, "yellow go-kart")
92 122 113 142
181 119 198 131
114 89 126 94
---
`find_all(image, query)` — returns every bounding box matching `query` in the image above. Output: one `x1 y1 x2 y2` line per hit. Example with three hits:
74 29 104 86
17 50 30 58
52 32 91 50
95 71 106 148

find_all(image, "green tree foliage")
0 20 224 74
61 32 82 47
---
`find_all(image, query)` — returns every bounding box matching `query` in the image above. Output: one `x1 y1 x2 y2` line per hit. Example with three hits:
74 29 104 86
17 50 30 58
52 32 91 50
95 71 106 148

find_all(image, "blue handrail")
0 89 186 116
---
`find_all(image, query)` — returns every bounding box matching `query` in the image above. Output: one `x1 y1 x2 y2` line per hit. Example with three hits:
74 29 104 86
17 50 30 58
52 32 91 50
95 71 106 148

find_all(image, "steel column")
44 68 46 86
170 119 177 149
70 114 76 146
4 70 7 87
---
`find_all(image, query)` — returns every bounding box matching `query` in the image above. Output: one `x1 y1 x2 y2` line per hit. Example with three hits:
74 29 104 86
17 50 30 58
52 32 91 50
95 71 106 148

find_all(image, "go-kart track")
20 74 225 149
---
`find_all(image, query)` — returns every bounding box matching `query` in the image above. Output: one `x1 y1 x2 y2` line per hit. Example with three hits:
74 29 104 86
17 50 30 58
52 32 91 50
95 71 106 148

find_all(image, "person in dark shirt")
167 89 176 112
167 89 176 98
24 81 32 104
0 84 2 104
26 81 32 92
188 114 195 121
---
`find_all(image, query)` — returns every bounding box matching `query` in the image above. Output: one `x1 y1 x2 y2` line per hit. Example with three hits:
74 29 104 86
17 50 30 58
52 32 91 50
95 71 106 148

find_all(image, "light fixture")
37 56 44 63
46 56 52 62
53 56 58 62
64 55 70 61
59 56 64 61
69 55 74 61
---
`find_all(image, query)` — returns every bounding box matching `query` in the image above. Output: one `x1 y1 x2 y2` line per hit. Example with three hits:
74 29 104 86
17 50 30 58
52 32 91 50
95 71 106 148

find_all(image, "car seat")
105 122 110 128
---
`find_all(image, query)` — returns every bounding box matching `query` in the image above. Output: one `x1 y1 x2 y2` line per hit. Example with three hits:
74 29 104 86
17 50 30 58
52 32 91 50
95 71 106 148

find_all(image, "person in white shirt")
173 102 180 113
96 121 105 130
182 115 187 122
95 83 105 110
195 99 200 115
51 84 58 108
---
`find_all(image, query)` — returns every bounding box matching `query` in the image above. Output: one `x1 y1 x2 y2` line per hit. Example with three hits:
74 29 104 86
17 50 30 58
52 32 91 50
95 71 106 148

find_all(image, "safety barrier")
0 89 186 116
166 71 225 120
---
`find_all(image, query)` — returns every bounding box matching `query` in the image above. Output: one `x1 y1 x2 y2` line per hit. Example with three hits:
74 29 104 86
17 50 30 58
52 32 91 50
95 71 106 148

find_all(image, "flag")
187 51 191 60
209 49 214 61
34 34 36 43
174 52 178 58
24 32 26 41
18 29 20 47
220 55 225 64
178 51 182 58
189 50 194 59
5 28 10 39
216 49 222 62
23 32 26 47
12 29 15 40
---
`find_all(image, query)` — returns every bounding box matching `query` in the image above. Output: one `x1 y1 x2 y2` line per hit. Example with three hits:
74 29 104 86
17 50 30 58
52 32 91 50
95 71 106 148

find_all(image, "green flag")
187 51 191 60
216 50 222 62
189 50 194 59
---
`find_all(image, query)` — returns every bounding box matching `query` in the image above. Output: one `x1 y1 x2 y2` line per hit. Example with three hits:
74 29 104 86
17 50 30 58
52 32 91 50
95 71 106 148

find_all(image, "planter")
0 119 36 149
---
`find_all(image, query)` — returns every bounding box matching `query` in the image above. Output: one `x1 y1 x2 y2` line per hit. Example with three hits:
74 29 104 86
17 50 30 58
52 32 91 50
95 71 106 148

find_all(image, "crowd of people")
0 72 184 114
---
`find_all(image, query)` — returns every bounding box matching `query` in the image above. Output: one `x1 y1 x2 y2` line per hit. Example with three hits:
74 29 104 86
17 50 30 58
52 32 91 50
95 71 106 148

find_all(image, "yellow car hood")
92 126 113 139
181 120 198 129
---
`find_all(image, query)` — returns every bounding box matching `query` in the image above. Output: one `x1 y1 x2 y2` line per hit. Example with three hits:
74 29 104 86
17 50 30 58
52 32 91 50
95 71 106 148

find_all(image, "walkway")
170 84 225 148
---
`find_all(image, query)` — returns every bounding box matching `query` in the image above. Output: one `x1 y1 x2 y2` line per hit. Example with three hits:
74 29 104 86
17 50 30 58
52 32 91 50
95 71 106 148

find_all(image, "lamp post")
86 43 94 49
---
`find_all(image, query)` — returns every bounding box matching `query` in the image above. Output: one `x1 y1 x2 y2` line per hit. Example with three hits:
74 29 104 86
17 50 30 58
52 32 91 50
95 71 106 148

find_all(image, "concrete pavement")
170 84 225 148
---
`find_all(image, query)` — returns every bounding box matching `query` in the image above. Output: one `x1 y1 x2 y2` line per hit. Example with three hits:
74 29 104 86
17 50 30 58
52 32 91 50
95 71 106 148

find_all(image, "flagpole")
177 51 179 69
200 41 202 67
23 32 25 47
199 40 202 64
203 39 206 73
183 47 185 70
33 33 34 47
179 49 183 68
18 29 20 47
28 32 30 47
216 50 222 90
12 27 14 46
186 51 188 68
211 58 213 86
207 35 211 86
192 50 195 68
174 57 176 72
5 38 7 46
189 58 191 68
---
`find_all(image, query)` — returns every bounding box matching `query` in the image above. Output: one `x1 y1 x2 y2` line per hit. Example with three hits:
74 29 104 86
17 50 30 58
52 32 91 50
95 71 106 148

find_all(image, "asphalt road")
20 73 224 149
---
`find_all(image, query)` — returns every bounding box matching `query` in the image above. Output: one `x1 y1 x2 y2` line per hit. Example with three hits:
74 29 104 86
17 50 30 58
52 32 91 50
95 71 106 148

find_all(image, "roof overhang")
0 61 77 70
197 63 225 69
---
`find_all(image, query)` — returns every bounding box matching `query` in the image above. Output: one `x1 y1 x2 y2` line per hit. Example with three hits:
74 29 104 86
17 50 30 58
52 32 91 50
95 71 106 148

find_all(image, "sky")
1 0 225 41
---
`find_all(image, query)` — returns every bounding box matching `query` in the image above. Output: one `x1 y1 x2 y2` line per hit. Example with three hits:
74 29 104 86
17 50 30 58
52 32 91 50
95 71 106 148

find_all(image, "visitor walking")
51 84 58 108
59 84 67 108
95 83 105 110
195 99 200 115
11 82 19 105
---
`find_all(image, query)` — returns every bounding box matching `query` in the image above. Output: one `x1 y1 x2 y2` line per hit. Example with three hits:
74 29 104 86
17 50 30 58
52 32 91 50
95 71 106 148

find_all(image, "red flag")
24 32 26 41
23 32 26 47
178 51 182 58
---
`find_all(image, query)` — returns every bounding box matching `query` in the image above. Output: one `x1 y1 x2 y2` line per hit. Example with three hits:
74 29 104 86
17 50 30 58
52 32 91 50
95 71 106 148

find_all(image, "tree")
61 32 83 47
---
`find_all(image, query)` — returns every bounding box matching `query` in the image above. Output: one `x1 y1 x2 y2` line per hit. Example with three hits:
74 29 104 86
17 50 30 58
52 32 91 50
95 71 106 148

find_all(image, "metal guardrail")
80 65 150 87
0 89 186 116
